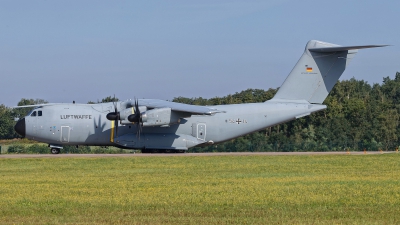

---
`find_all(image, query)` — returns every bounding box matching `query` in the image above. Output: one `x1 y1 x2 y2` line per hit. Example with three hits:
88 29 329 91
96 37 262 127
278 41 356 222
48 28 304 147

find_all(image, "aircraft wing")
134 99 222 115
12 99 224 115
11 104 54 108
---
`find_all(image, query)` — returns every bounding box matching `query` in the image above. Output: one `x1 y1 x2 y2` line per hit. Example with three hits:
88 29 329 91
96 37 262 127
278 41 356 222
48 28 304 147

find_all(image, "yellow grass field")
1 154 400 224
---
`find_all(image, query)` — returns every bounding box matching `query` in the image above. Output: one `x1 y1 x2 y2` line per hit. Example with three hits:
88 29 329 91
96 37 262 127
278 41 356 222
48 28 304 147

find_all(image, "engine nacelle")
141 108 179 127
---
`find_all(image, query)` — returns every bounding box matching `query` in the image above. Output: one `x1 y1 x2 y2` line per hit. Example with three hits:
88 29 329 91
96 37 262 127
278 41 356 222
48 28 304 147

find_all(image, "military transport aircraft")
14 40 387 154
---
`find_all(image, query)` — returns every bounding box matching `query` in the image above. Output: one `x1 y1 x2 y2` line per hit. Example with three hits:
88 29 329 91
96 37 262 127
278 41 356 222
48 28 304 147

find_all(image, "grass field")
1 154 400 224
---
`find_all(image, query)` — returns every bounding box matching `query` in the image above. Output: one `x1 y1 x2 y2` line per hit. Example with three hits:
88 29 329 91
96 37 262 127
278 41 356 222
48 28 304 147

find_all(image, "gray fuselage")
20 101 325 151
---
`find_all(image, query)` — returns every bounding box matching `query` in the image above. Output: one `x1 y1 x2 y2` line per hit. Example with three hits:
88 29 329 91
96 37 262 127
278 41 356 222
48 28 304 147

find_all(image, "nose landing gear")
49 145 62 154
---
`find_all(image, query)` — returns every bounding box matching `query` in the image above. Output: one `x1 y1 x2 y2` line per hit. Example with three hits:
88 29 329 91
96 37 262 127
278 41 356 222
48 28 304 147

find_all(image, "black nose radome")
14 118 26 137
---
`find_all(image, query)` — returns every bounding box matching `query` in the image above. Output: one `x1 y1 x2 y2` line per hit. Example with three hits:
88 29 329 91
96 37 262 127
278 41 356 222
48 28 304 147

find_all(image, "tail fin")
272 40 387 104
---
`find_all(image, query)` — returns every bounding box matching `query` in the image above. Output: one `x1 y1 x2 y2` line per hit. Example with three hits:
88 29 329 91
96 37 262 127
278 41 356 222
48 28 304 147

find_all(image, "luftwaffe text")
60 115 92 119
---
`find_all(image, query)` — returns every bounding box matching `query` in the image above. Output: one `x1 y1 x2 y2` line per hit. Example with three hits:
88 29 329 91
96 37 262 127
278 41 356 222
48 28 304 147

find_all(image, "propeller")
106 97 120 137
127 99 141 123
128 99 143 139
105 97 143 139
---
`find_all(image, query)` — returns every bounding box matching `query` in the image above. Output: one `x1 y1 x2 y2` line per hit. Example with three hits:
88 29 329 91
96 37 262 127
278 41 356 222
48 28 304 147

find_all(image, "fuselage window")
31 111 37 117
38 111 42 116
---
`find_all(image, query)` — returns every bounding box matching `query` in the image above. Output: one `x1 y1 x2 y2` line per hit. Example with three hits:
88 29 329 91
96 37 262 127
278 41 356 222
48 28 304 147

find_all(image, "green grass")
1 154 400 224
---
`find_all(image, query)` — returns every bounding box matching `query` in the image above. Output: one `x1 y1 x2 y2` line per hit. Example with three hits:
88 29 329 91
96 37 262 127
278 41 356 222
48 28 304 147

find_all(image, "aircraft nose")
14 118 26 137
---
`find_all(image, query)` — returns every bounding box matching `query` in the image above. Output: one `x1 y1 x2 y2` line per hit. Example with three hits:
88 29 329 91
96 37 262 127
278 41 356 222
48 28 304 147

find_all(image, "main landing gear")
50 148 61 154
141 149 186 154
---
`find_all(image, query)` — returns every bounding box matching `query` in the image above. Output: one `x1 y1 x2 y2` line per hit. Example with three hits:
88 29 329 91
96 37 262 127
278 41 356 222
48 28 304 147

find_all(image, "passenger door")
61 126 70 142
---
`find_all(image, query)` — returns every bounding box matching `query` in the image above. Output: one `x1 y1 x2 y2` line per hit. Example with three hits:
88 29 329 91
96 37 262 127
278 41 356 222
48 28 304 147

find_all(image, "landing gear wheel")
51 148 60 154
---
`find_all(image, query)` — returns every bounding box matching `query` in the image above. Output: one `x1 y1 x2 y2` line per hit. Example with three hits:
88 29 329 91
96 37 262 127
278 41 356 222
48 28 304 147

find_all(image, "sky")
0 0 399 106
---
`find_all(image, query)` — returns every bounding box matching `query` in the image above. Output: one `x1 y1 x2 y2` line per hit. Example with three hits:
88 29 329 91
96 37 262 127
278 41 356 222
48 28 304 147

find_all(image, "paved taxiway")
0 151 394 158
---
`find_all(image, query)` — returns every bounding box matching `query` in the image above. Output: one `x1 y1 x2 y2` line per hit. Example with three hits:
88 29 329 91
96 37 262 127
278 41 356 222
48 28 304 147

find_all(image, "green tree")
87 96 119 104
0 105 15 139
100 96 119 103
377 109 399 150
13 98 48 119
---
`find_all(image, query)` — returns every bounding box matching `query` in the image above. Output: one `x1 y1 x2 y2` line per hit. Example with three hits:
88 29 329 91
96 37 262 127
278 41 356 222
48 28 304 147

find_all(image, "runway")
0 151 394 158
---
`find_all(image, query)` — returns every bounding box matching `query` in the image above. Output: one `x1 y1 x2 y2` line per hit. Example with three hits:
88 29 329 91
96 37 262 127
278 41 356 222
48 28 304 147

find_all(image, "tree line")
1 72 400 151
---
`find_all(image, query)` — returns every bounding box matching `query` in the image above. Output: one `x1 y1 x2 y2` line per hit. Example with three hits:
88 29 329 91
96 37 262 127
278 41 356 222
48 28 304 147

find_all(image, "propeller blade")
134 99 142 140
115 120 118 137
135 100 140 117
112 95 119 137
105 95 120 138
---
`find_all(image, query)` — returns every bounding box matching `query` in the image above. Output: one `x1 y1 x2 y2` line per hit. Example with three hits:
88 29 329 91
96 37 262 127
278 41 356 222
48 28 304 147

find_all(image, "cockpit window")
25 109 33 117
38 111 42 116
26 107 42 117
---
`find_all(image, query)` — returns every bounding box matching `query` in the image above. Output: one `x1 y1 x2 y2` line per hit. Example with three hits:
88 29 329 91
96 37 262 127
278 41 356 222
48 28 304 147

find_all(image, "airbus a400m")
14 40 386 154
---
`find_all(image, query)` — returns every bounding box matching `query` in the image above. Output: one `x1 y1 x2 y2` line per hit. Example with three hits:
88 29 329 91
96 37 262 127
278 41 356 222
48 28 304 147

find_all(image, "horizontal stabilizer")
309 45 389 52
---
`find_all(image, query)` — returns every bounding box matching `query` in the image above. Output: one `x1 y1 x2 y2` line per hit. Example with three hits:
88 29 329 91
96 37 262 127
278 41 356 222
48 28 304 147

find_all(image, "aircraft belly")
112 133 203 149
144 133 203 149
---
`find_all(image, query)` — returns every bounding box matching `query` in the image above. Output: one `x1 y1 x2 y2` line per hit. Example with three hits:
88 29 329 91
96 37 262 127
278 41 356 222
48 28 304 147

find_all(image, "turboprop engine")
128 108 180 127
118 106 147 124
106 99 182 128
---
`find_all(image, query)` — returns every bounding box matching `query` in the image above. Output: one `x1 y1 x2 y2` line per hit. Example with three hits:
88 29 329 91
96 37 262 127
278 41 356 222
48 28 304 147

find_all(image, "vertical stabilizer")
272 40 386 104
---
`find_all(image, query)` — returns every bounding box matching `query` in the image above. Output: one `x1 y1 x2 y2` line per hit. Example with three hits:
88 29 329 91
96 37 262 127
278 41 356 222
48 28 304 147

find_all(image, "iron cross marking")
236 118 242 124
